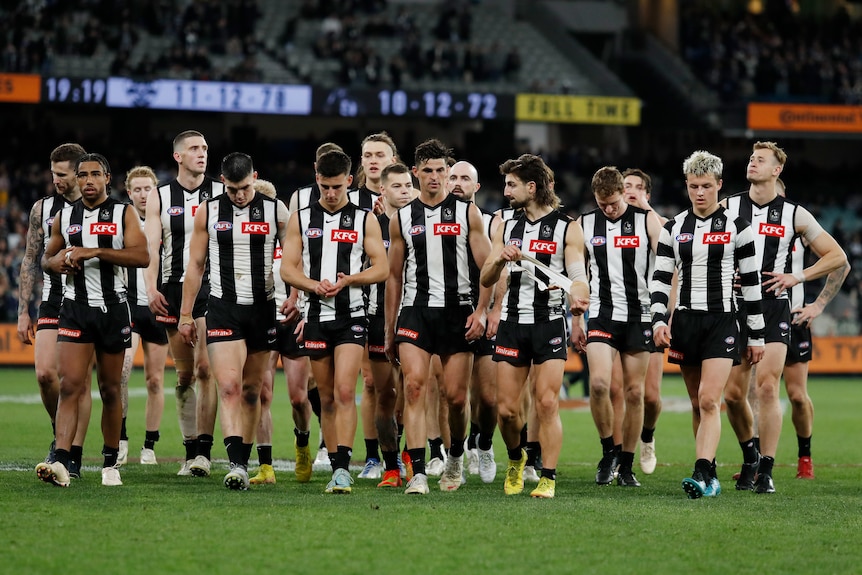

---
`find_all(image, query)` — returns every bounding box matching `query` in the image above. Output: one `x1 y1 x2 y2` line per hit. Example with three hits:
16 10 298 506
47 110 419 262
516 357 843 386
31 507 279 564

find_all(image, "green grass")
1 367 861 574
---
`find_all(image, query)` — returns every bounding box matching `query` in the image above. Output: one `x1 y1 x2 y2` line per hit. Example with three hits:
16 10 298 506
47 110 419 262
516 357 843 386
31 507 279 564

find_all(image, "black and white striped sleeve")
734 217 765 346
649 221 676 329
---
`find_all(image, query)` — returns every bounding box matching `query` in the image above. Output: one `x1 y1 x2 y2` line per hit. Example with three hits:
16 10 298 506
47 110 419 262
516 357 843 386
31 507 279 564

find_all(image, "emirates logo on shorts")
58 328 81 338
156 315 178 324
588 330 612 339
396 327 418 340
495 346 519 358
207 329 234 337
668 349 684 360
304 341 326 350
37 317 59 325
368 344 385 354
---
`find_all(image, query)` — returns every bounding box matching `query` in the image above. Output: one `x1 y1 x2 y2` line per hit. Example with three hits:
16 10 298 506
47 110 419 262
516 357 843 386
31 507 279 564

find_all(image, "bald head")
446 160 480 201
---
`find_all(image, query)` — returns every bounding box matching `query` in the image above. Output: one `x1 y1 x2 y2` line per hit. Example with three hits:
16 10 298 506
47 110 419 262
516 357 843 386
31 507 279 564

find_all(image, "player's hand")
746 344 764 364
791 303 822 326
293 318 305 343
372 195 386 216
384 331 399 365
486 307 501 339
569 296 589 316
147 289 169 316
280 299 300 324
179 322 197 347
570 324 586 352
17 314 34 345
761 271 800 296
653 325 671 349
464 310 487 342
498 244 522 263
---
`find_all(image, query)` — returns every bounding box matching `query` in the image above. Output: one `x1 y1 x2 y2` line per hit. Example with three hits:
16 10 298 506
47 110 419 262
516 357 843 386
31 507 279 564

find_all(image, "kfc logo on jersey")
434 223 461 236
495 346 519 358
90 223 118 235
66 224 83 235
758 223 786 237
332 229 359 243
676 233 693 243
614 236 640 248
242 222 270 234
167 206 184 216
306 228 323 238
213 221 233 232
274 247 283 259
529 239 557 254
191 205 200 217
409 225 426 236
590 236 607 246
703 232 731 244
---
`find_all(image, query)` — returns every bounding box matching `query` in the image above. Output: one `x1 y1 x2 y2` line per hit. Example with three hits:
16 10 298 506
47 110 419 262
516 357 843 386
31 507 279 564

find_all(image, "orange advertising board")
0 74 41 103
0 323 173 367
748 102 862 133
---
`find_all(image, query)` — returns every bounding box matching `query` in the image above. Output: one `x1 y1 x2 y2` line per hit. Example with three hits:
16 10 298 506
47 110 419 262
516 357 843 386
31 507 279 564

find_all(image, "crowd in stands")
681 1 862 104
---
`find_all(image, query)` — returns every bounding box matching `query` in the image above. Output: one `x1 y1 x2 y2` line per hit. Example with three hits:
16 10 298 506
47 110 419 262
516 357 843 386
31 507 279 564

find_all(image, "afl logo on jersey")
676 233 694 243
506 238 522 248
213 221 233 231
66 224 82 235
590 236 607 246
46 217 55 227
305 228 323 238
409 225 426 236
383 239 390 249
549 336 563 345
167 206 184 216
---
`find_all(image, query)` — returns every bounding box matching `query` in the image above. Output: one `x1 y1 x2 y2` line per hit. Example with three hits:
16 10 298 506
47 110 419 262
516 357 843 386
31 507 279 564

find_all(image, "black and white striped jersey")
205 194 279 305
467 206 496 308
501 210 571 324
291 184 319 211
155 177 224 284
298 201 369 322
40 195 70 304
650 206 765 342
497 207 518 222
396 194 473 309
786 236 807 310
292 183 379 213
366 212 390 317
57 198 129 306
126 217 149 306
581 205 653 323
723 192 823 301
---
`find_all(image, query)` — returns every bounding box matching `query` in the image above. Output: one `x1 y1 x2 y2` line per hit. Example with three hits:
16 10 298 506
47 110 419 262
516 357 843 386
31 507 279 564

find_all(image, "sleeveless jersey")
367 212 390 317
40 195 70 304
396 194 473 309
126 216 149 306
467 206 496 308
581 205 653 323
156 177 224 284
292 184 378 212
501 210 571 324
297 201 369 322
58 197 129 306
206 194 278 305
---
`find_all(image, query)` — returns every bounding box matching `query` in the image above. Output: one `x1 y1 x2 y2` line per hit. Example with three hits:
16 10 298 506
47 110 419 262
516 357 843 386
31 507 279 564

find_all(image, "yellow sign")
516 94 641 125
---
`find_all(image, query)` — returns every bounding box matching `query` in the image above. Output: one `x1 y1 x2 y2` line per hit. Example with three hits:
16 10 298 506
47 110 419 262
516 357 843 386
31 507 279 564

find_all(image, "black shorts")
739 298 791 346
131 304 168 345
205 297 277 353
666 310 739 366
36 300 62 331
586 317 652 353
475 333 496 357
57 299 132 354
367 315 386 361
395 306 475 356
303 316 368 358
786 321 812 365
157 282 209 327
275 319 306 358
492 318 568 367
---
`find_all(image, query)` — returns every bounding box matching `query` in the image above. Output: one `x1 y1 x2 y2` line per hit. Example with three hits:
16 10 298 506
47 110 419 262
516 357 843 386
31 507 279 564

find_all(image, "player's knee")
698 396 720 414
403 378 425 404
194 361 211 383
625 385 643 405
589 377 611 397
35 366 58 388
176 370 194 387
145 375 163 395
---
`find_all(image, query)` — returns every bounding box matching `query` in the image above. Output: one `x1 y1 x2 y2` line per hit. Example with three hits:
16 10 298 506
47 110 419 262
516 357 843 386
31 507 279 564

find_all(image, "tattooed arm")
791 262 851 326
16 199 45 345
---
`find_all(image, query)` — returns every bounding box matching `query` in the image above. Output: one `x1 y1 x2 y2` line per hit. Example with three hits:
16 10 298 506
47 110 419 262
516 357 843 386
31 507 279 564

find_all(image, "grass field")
1 367 860 574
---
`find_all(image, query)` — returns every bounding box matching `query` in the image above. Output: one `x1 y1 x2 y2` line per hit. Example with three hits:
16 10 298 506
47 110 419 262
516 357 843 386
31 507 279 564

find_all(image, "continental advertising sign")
748 102 862 133
516 94 641 125
563 334 862 375
0 73 41 103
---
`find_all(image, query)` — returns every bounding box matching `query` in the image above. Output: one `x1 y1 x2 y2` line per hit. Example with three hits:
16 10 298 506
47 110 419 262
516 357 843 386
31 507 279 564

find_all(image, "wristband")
179 314 195 327
793 271 806 284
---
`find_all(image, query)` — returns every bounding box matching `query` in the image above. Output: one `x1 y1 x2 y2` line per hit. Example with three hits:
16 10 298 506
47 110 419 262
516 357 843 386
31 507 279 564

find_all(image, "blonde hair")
125 165 159 190
683 150 723 179
753 141 787 166
254 178 277 199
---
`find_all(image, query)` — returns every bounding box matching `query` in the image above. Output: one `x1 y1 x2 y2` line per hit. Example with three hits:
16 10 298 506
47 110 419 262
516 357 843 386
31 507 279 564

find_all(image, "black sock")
242 443 253 467
753 436 761 452
144 430 160 449
614 443 622 456
797 435 812 458
328 451 336 472
618 451 635 472
382 450 400 471
600 435 615 455
641 427 655 443
540 467 556 481
294 428 310 448
519 424 528 449
407 448 426 476
467 422 479 450
55 448 70 468
525 441 541 466
198 434 214 459
257 444 273 466
428 437 444 460
694 458 711 480
70 444 83 463
740 437 759 464
102 445 119 468
364 438 380 462
308 386 321 419
120 417 128 441
449 437 465 458
183 439 196 461
336 445 352 471
224 436 243 466
397 424 404 450
711 459 717 480
759 455 775 476
477 432 492 452
507 446 523 461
